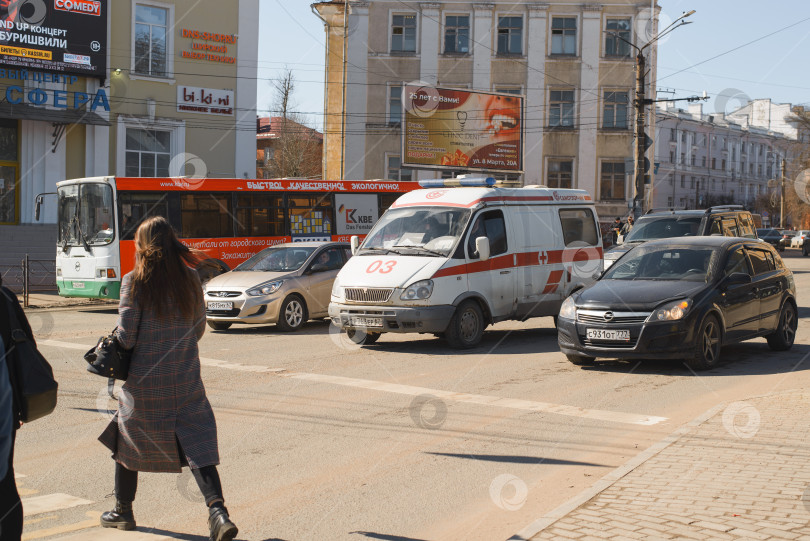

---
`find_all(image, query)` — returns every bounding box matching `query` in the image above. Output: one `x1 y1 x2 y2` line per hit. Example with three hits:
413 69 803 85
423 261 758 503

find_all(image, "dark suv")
604 206 757 269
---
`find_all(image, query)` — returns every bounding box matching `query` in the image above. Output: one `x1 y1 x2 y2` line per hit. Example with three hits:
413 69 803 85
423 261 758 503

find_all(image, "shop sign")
177 86 233 116
0 0 107 78
179 27 236 64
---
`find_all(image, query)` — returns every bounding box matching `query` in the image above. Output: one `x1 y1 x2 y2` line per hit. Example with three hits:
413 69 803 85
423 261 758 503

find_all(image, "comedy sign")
402 85 524 173
0 0 107 78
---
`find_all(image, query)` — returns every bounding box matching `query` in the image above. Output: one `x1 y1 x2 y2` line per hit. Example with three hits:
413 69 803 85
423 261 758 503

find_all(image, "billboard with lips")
401 85 524 173
0 0 107 78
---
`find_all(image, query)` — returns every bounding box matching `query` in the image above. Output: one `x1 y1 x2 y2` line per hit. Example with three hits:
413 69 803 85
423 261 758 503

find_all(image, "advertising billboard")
335 194 378 236
0 0 107 78
402 85 524 173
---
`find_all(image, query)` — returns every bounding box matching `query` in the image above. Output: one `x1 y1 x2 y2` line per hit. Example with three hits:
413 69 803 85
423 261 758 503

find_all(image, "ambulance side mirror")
476 237 490 261
350 236 360 255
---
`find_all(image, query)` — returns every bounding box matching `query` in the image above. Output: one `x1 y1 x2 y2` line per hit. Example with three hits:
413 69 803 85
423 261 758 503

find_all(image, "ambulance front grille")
344 288 394 303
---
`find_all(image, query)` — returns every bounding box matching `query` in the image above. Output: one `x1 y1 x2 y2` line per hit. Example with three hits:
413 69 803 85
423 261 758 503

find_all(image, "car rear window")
624 216 701 241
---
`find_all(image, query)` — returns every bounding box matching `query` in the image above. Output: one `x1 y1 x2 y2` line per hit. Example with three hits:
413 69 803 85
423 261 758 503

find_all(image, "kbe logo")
339 204 373 224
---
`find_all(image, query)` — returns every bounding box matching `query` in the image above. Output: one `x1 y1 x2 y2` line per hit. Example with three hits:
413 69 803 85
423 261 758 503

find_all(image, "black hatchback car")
558 237 797 370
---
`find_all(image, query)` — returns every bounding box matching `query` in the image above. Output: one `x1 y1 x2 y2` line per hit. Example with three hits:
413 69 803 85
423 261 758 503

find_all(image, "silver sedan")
204 241 351 331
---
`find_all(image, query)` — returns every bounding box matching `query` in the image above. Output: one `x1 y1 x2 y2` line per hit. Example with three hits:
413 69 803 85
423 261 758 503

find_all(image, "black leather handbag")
84 329 132 381
4 293 58 422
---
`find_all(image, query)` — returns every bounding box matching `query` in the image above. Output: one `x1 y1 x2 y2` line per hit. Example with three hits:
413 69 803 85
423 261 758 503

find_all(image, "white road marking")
22 493 93 517
289 373 668 426
22 511 100 540
15 472 26 479
42 340 667 425
40 340 87 351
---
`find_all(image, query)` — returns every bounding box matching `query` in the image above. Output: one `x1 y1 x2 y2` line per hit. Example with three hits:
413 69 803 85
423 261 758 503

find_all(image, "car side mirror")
725 272 751 287
350 236 360 255
476 236 490 261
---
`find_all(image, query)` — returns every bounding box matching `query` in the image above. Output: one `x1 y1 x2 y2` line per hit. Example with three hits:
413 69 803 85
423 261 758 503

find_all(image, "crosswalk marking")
22 512 99 540
41 339 668 425
22 493 93 517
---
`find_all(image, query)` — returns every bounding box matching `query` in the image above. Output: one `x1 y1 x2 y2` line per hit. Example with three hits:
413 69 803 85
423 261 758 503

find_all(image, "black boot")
208 504 238 541
100 499 136 530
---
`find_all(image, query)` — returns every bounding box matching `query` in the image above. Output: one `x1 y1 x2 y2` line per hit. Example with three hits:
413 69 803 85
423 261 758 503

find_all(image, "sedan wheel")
277 295 307 332
767 302 797 351
686 315 722 371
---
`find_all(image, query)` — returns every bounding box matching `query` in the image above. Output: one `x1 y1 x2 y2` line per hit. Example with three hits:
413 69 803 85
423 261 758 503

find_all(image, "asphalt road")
15 249 810 541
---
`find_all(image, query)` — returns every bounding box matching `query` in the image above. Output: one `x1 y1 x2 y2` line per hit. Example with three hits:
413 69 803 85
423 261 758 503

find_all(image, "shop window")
0 118 18 224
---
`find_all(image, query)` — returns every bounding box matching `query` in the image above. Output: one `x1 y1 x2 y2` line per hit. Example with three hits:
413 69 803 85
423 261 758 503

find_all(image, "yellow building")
313 0 659 221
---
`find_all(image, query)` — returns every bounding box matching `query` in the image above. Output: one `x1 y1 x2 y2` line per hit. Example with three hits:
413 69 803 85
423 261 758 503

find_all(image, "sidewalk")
513 390 810 541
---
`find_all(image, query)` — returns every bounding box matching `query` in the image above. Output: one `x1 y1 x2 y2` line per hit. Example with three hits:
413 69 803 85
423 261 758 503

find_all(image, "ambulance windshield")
361 207 471 257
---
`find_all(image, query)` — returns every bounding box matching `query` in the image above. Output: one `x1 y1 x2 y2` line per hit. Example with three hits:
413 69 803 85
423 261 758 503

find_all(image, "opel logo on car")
603 311 614 322
75 261 81 272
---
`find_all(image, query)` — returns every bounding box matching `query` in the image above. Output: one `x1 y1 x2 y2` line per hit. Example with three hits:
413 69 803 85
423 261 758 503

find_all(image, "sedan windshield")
235 246 315 272
360 207 471 257
603 245 720 282
624 216 701 242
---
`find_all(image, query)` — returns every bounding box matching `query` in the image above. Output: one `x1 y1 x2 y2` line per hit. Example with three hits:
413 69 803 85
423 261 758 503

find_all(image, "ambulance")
328 178 604 348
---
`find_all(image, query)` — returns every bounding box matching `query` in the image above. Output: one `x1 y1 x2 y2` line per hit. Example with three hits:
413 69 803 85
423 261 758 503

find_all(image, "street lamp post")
609 10 696 219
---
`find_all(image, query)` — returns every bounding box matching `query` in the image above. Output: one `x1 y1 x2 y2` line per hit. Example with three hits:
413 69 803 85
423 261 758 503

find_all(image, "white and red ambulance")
328 178 603 348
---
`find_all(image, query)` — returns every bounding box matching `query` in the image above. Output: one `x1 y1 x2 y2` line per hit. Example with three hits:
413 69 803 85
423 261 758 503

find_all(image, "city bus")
47 176 419 299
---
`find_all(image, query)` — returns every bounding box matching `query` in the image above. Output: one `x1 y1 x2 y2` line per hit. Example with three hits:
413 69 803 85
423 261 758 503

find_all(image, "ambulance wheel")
445 300 484 349
346 328 381 345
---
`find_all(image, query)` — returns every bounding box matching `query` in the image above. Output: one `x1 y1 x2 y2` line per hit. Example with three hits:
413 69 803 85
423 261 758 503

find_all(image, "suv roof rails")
705 205 745 212
645 207 688 214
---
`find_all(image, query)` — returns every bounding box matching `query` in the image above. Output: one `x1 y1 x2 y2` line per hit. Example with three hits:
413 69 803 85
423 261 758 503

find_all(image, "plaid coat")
99 271 219 473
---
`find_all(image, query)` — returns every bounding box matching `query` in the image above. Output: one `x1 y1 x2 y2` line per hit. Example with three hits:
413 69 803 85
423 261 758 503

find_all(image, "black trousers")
0 431 22 541
115 461 224 506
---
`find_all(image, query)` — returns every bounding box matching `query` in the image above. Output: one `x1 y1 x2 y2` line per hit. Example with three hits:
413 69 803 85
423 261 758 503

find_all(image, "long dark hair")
130 216 203 319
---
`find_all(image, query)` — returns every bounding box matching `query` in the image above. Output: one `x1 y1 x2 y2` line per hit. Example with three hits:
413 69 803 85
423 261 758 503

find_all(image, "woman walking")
98 216 237 541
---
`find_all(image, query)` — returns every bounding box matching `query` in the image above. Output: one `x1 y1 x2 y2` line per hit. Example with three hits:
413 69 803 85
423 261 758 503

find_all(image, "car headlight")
246 280 283 297
559 295 577 320
649 299 692 321
400 279 433 300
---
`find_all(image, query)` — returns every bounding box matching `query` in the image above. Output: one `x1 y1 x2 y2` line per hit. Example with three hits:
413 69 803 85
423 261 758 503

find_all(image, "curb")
507 402 727 540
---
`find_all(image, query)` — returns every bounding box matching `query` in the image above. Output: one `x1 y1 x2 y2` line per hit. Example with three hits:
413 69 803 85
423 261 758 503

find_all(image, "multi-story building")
256 117 323 179
653 102 793 213
0 0 258 284
313 0 659 220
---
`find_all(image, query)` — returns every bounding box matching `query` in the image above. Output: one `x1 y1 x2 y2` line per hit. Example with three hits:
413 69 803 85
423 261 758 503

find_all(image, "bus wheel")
278 295 307 332
445 300 484 349
207 321 232 331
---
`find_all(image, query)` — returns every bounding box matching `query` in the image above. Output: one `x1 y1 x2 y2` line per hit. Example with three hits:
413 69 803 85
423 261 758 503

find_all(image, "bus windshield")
57 183 115 248
360 207 471 257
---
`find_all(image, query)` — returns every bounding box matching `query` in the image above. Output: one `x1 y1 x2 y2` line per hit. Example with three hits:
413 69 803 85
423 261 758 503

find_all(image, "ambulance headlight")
559 295 577 320
401 279 433 300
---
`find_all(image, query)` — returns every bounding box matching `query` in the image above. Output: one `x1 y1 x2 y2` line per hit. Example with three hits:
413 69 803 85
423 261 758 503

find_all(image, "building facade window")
711 157 716 169
388 84 402 125
391 14 417 53
551 17 576 55
691 154 696 166
0 118 18 224
444 15 470 53
600 161 625 200
549 89 575 127
702 156 706 167
604 18 630 56
680 176 685 188
690 176 695 189
386 155 413 181
494 86 522 95
497 16 523 55
669 150 674 163
602 91 628 129
125 129 171 177
134 3 169 77
721 159 726 170
547 159 573 188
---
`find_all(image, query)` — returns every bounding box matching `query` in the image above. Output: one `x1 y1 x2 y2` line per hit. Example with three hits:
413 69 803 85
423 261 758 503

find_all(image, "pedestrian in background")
610 217 623 245
621 216 635 237
98 216 238 541
0 277 28 541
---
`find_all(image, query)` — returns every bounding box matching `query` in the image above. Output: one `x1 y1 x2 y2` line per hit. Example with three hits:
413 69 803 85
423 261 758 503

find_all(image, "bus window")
236 194 284 237
118 192 170 241
288 194 333 236
181 193 234 239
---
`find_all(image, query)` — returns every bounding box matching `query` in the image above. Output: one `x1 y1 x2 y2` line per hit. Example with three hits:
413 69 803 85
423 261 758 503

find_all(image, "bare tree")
260 69 322 179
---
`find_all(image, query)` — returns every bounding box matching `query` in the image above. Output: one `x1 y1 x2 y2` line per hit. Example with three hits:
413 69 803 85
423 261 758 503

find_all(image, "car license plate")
349 316 383 328
587 328 630 341
72 281 85 289
207 301 233 310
